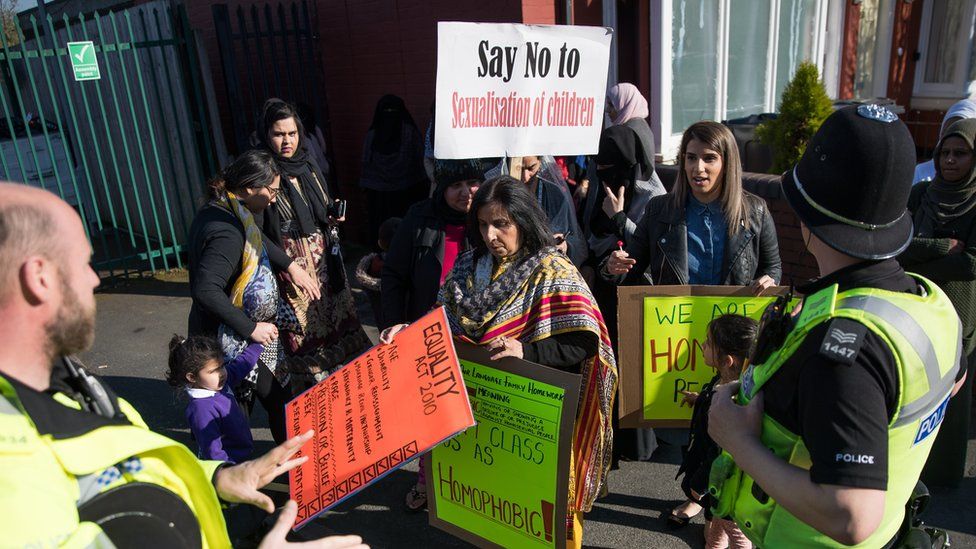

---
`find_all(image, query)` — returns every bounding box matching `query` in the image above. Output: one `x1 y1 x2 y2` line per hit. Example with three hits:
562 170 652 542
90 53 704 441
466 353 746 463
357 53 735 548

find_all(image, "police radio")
750 287 795 366
62 356 119 419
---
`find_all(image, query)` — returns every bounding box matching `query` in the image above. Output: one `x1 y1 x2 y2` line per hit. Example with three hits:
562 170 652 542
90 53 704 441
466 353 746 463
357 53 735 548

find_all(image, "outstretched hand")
258 500 369 548
215 430 314 513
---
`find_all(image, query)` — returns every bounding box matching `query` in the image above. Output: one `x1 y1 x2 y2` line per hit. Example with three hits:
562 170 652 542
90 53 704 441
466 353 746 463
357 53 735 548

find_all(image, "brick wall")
181 0 526 242
656 164 820 285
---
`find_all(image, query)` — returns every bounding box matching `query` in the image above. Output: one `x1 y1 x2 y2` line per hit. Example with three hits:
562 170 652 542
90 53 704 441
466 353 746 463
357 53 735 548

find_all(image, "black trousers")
250 363 291 445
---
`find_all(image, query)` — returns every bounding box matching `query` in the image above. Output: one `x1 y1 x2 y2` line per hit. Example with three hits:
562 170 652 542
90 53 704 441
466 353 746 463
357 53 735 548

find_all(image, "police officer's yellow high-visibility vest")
0 374 231 548
709 275 962 548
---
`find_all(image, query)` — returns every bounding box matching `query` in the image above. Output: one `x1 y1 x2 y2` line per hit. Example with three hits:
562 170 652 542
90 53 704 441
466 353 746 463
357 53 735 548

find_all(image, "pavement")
83 272 976 548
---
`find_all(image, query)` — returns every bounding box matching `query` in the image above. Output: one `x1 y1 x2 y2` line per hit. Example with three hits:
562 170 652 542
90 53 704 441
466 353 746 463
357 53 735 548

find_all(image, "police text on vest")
835 453 875 464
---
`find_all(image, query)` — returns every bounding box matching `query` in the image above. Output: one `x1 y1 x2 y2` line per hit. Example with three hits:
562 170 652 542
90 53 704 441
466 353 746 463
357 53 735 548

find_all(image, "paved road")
82 274 976 548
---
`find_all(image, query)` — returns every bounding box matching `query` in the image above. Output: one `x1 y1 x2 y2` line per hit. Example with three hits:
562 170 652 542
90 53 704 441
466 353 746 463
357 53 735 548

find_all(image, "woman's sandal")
404 486 428 511
665 499 703 530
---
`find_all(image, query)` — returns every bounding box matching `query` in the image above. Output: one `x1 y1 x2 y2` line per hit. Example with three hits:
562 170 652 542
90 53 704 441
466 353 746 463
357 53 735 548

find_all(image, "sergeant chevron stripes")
829 328 858 344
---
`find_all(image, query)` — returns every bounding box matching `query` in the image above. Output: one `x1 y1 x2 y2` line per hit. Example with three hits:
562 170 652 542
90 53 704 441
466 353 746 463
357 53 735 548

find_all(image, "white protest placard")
435 22 612 159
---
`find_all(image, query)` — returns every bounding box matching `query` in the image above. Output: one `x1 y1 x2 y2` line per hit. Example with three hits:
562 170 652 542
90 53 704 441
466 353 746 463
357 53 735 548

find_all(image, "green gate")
0 2 219 277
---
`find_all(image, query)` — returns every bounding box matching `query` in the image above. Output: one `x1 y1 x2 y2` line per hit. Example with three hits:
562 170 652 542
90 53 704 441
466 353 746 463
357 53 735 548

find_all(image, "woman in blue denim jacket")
601 121 781 292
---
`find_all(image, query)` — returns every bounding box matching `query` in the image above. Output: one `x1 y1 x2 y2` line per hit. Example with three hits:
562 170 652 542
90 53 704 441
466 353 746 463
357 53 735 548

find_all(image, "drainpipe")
603 0 617 87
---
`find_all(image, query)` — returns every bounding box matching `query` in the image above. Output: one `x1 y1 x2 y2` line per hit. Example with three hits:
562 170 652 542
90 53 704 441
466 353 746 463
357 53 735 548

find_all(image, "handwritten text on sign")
287 307 475 528
435 22 612 158
428 345 579 549
642 296 775 422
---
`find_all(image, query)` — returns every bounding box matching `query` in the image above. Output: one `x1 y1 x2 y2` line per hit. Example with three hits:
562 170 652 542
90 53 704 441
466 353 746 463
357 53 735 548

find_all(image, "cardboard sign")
427 342 580 548
434 22 612 159
286 307 475 528
617 286 790 428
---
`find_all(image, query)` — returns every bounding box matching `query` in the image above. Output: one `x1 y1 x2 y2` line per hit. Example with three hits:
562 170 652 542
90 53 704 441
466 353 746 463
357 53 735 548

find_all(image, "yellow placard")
640 295 775 421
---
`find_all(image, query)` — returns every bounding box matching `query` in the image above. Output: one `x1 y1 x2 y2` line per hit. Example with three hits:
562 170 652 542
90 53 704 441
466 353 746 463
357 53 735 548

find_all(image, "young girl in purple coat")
166 335 262 463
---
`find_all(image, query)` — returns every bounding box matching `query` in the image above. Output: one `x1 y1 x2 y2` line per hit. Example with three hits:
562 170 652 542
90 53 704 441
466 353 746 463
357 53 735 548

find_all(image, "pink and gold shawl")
438 247 618 512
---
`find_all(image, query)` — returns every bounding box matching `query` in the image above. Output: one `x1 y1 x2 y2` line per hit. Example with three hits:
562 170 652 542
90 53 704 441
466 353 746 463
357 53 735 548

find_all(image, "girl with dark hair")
670 314 757 549
602 121 781 291
187 149 318 443
381 176 618 546
257 98 371 378
360 94 428 245
166 335 260 463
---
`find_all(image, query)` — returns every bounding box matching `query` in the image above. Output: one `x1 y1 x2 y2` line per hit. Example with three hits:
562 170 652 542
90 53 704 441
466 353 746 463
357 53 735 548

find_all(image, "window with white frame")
661 0 828 156
913 0 976 98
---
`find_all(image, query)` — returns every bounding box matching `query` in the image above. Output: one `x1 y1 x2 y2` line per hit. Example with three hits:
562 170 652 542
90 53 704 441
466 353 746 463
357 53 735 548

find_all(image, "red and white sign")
435 22 612 159
286 307 475 528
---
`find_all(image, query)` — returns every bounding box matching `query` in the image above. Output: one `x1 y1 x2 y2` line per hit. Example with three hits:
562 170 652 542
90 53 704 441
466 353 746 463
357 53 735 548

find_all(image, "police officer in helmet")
0 182 368 548
707 106 967 548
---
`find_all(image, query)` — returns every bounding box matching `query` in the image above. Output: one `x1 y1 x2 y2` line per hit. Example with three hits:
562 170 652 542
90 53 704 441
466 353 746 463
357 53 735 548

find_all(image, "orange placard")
286 307 475 528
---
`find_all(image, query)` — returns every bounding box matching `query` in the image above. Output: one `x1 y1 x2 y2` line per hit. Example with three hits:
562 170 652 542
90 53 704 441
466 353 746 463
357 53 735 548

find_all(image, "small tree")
757 61 834 174
0 1 16 47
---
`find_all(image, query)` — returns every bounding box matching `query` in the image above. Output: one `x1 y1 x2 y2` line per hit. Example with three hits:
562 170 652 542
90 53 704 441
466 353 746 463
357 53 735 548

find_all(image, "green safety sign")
67 41 100 81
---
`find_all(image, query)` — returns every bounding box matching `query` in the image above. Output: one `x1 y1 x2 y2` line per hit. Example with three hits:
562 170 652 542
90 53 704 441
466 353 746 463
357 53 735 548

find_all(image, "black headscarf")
591 125 642 235
369 95 417 155
256 98 331 242
432 159 486 225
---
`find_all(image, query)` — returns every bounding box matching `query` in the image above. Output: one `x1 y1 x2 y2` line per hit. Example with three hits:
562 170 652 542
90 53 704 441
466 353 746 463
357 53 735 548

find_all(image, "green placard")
67 41 100 81
641 295 779 421
427 342 580 548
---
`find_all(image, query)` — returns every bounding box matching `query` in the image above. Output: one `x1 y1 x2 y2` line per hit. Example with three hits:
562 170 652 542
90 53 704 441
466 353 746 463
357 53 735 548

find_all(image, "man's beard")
45 275 96 358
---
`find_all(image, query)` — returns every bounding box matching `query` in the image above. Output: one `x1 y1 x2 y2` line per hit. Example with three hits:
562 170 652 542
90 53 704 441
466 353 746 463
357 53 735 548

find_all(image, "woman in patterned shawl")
187 150 319 443
385 175 617 547
256 99 371 379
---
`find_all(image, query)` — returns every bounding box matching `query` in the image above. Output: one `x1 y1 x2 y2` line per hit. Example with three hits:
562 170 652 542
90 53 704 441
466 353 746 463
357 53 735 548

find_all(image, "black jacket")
602 191 782 286
381 200 459 329
187 204 293 339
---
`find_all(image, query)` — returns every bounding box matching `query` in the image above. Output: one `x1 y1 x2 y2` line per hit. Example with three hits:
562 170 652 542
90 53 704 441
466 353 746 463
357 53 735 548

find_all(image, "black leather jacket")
601 191 782 286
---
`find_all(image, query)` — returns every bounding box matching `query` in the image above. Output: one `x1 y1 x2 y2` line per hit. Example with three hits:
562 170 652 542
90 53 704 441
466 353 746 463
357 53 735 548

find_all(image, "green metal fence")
0 2 218 277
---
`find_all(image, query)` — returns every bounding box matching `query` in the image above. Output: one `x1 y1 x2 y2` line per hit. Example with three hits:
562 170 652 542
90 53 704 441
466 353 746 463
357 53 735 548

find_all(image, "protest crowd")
1 20 975 549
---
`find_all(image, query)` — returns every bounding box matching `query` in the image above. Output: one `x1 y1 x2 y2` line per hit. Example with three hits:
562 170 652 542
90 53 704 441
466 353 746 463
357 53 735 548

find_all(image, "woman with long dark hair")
382 177 617 546
602 120 781 290
186 149 318 443
600 120 780 525
256 99 371 376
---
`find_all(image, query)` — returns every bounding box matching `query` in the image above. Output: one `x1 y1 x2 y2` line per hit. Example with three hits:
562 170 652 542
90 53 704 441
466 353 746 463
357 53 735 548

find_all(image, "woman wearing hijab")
584 125 666 260
582 124 666 468
899 118 976 487
381 158 485 510
914 98 976 185
606 83 665 190
257 99 371 378
381 159 485 330
360 94 428 245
